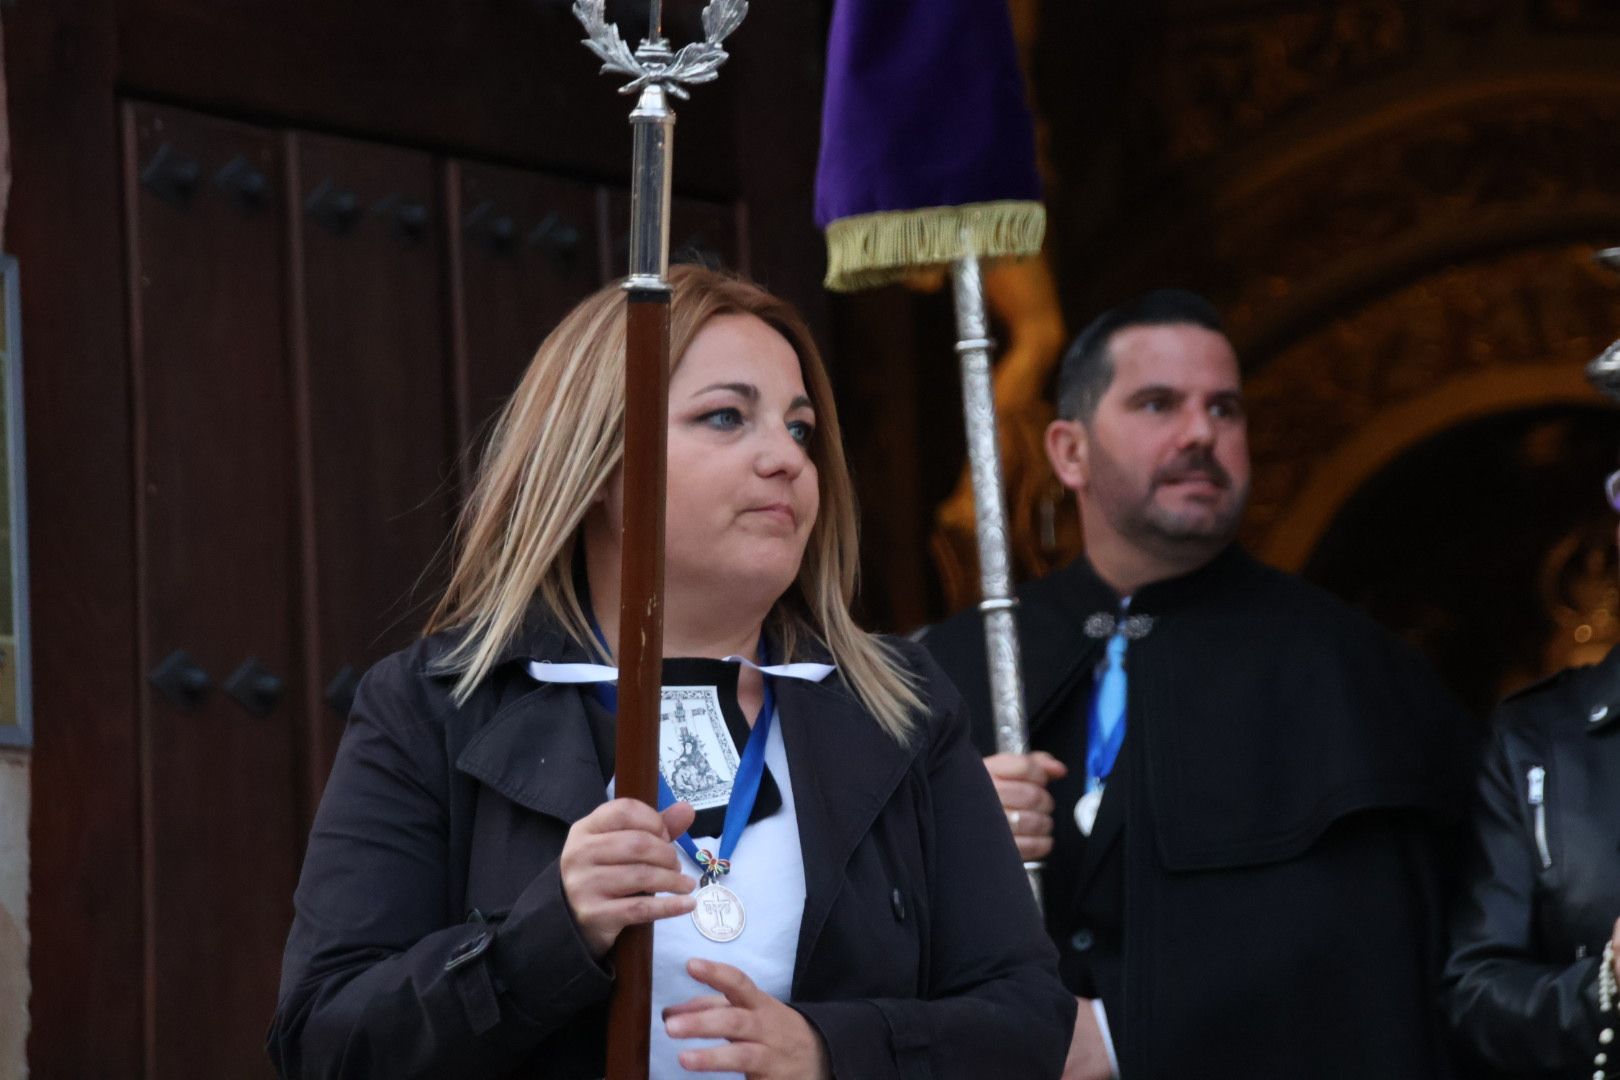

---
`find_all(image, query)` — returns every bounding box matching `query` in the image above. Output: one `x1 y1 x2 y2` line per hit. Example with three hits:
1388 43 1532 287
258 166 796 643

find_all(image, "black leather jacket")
1442 644 1620 1077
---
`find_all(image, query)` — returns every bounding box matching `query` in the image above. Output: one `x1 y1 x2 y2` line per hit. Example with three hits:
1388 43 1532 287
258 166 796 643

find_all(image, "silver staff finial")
1586 247 1620 403
574 0 748 101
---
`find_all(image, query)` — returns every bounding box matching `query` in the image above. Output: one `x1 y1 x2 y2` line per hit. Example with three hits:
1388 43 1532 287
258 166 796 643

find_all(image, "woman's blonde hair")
425 265 922 740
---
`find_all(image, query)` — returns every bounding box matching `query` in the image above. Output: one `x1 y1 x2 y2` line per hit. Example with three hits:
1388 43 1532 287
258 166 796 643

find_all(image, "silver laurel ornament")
1586 247 1620 402
573 0 749 99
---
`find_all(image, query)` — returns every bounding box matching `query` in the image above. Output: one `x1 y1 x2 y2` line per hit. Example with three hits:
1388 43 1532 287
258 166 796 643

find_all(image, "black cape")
923 545 1478 1079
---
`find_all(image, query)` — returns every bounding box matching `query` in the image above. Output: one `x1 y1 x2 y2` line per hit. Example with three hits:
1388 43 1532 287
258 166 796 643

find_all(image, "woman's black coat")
266 619 1074 1079
1443 644 1620 1077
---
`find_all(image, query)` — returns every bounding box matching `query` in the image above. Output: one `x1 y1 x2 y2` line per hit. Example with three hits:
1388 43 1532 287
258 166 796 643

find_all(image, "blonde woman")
268 267 1073 1079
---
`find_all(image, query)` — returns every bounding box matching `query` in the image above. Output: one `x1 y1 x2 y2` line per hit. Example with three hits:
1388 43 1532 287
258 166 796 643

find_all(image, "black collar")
1019 545 1257 731
1057 543 1254 618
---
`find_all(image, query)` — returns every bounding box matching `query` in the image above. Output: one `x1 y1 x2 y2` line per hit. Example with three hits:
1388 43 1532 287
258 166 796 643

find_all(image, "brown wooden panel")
112 0 738 195
670 197 746 277
125 100 298 1079
730 0 829 348
289 132 455 795
451 161 604 447
8 1 148 1075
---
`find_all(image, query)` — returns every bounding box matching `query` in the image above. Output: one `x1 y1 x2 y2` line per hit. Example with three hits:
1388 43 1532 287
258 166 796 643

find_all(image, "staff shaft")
951 250 1042 907
605 76 676 1080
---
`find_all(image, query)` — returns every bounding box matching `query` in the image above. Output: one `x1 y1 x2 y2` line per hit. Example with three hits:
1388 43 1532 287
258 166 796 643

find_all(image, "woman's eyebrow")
691 381 759 401
691 384 813 413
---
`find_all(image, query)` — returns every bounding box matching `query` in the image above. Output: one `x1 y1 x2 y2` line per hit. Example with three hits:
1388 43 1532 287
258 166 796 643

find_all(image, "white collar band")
527 658 836 685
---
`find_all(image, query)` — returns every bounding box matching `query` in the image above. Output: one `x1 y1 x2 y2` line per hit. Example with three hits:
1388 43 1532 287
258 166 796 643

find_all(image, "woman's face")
603 313 820 607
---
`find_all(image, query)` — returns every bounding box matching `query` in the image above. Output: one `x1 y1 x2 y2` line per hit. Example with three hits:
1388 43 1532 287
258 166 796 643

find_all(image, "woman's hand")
559 799 698 959
663 959 831 1078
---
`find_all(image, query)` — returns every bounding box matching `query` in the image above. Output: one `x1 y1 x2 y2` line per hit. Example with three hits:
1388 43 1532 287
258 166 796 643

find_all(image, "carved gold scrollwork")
1159 0 1416 162
1244 244 1619 565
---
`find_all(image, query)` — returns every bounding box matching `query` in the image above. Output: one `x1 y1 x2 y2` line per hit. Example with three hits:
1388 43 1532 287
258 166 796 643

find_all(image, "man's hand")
984 751 1068 860
663 959 831 1078
1062 997 1115 1080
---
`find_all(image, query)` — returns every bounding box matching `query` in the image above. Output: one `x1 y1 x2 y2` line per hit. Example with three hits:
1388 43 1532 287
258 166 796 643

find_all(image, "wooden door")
12 2 821 1073
124 104 468 1077
124 101 300 1079
289 132 455 792
116 95 748 1076
449 161 604 448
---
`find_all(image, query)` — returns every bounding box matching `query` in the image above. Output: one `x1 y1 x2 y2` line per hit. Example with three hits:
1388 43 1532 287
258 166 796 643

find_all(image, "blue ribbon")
586 621 775 879
1085 606 1130 793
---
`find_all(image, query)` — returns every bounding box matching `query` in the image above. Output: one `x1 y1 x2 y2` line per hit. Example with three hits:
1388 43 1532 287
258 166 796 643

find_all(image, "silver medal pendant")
1075 788 1104 836
690 881 746 943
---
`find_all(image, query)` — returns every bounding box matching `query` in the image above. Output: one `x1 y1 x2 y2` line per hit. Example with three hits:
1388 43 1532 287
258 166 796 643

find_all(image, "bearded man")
922 290 1476 1079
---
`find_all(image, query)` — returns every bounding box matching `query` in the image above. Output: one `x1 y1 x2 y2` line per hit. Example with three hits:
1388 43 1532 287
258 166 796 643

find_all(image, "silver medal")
690 882 746 943
1075 788 1104 836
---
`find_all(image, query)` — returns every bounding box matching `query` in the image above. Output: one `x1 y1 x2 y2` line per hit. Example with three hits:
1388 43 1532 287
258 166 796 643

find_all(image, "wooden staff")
604 286 670 1080
572 3 748 1077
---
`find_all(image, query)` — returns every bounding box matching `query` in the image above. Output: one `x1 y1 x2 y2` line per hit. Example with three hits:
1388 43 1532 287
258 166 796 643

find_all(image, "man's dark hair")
1055 288 1225 421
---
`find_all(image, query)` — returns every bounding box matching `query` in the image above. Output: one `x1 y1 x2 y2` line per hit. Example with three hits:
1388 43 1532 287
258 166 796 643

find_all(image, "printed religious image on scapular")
662 686 737 810
658 657 780 839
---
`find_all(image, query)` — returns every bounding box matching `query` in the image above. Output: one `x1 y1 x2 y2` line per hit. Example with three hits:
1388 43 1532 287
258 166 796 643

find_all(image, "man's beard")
1098 444 1248 550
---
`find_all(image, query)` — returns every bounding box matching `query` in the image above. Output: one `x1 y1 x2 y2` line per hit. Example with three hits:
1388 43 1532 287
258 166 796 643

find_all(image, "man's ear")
1045 418 1089 494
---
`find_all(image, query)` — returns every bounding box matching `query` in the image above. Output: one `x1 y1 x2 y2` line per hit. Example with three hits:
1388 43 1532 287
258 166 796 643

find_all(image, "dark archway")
1305 405 1619 715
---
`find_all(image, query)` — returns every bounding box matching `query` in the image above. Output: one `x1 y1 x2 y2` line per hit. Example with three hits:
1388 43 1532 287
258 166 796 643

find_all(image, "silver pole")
626 77 674 289
951 247 1041 905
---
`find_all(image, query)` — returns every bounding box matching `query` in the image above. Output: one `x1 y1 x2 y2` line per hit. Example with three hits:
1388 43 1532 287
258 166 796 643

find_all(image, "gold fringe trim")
822 200 1046 293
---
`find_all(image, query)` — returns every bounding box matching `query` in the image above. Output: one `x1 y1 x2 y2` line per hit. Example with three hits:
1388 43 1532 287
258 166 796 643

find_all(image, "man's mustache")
1152 450 1230 490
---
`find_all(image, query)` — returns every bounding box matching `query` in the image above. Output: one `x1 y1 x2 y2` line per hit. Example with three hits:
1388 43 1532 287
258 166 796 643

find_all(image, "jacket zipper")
1526 765 1551 870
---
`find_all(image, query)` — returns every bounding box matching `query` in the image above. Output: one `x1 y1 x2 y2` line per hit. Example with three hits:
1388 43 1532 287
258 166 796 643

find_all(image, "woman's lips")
743 503 797 527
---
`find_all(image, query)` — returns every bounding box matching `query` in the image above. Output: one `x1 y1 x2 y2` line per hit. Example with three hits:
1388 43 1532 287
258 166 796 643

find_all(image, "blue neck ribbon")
1084 599 1130 793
